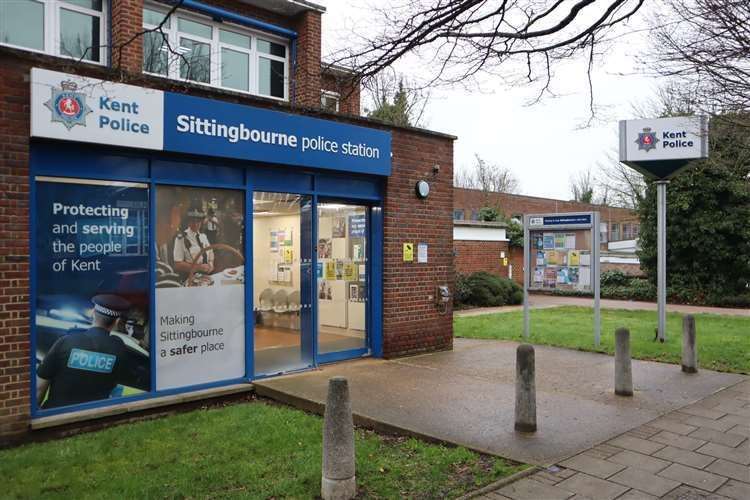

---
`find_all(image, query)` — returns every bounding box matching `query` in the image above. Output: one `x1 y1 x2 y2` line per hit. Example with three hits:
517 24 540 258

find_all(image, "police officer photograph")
36 295 148 409
173 201 216 281
155 186 245 289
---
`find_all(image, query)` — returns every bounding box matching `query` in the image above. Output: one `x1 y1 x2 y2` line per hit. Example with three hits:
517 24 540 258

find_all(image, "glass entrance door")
252 192 313 375
316 202 369 357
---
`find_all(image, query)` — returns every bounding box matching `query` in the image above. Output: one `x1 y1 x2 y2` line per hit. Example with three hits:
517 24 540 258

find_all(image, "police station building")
0 0 455 441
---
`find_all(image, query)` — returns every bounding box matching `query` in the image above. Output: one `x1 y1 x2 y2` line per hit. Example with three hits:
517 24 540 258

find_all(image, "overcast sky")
318 1 661 200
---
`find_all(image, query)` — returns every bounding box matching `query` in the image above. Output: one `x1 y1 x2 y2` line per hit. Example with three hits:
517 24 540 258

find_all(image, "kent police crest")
635 127 659 152
44 80 92 130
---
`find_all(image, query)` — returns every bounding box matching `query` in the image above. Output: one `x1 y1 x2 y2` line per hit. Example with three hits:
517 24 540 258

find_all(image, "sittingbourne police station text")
176 114 381 159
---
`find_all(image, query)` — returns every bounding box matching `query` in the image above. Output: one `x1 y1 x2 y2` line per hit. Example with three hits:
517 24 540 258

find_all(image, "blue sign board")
164 93 392 176
542 214 592 226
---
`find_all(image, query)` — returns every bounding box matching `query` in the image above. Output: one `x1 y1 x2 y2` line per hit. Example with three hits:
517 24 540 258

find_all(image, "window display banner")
34 178 150 410
30 68 392 176
155 186 246 390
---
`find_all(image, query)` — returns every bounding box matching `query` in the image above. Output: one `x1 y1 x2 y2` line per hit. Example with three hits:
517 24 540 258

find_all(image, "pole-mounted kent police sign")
618 116 709 179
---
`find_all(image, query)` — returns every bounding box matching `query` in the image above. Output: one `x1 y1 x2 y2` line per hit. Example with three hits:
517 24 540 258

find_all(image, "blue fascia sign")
30 68 392 176
541 214 592 226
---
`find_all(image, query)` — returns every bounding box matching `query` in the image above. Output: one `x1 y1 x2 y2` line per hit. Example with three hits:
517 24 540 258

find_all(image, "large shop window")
155 186 246 390
34 178 150 410
142 4 289 100
0 0 107 63
33 178 248 412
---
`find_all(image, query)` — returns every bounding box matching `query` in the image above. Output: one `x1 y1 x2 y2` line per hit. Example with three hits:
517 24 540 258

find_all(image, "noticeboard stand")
523 212 601 347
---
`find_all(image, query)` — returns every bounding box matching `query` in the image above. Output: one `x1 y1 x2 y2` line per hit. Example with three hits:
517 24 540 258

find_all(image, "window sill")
31 382 253 430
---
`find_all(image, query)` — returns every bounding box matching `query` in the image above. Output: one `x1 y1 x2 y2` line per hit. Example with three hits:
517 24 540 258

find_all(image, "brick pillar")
111 0 145 73
294 10 322 107
0 59 32 440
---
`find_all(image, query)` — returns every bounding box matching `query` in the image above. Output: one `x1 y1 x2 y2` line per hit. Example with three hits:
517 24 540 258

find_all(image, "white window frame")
142 2 290 101
0 0 108 65
321 90 340 112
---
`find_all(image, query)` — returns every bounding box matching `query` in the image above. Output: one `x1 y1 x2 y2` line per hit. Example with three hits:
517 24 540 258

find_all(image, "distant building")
453 188 642 283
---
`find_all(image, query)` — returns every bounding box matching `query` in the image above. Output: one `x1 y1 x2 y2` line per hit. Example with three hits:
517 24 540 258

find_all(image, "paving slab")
653 446 717 469
558 454 625 479
695 442 750 465
716 479 750 500
555 472 629 499
254 339 744 466
651 430 707 451
616 489 658 500
497 478 573 500
659 463 729 492
705 459 750 482
661 485 729 500
609 467 682 497
688 428 747 448
607 449 672 473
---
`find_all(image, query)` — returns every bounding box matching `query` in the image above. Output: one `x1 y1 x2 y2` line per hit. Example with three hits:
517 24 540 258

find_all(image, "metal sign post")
619 116 708 343
523 212 600 345
655 180 668 342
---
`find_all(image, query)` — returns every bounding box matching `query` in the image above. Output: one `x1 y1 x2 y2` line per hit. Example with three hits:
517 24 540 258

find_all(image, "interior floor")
253 325 366 375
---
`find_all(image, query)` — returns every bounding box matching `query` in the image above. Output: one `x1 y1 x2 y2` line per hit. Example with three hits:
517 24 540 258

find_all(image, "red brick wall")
321 72 361 116
509 246 524 285
293 10 322 108
111 0 143 72
0 57 32 439
383 133 454 358
454 240 510 278
454 188 639 227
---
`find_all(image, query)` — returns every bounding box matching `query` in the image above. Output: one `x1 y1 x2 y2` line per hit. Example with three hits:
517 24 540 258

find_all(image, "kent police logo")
635 127 659 152
44 79 92 130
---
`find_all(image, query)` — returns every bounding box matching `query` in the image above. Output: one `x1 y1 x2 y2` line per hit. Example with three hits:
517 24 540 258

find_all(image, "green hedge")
555 270 750 307
455 272 523 307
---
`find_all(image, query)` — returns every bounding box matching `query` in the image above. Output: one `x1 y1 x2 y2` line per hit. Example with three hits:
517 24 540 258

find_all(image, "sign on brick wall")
31 68 392 176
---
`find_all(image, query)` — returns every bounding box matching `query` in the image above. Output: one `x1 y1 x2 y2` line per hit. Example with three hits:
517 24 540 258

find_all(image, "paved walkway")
255 339 744 465
456 295 750 318
479 379 750 500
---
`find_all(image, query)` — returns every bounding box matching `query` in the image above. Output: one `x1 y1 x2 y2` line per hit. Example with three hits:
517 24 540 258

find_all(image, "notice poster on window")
34 178 150 410
155 186 245 390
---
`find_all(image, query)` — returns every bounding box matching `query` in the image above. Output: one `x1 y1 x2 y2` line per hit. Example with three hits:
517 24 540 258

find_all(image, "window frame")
142 2 290 101
321 90 340 112
0 0 108 65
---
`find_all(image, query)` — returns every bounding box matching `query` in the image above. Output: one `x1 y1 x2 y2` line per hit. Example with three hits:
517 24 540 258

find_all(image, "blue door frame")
29 141 384 417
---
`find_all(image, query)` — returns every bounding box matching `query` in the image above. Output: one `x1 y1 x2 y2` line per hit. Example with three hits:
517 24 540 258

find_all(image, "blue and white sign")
31 68 164 150
529 214 592 227
348 214 366 237
31 68 392 176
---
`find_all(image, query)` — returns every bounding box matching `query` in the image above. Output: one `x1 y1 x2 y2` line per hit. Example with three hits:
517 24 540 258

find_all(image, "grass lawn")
2 401 525 499
455 306 750 374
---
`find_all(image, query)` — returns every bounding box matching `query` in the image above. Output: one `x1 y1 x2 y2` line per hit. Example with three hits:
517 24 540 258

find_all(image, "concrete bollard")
322 377 356 500
514 344 537 433
615 327 633 396
682 315 698 373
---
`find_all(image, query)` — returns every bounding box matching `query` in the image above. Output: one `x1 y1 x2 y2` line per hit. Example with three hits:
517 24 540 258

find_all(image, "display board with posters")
529 229 593 292
523 212 601 345
34 178 150 409
154 186 246 391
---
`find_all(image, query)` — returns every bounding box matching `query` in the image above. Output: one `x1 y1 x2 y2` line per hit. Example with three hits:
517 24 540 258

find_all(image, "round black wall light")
415 180 430 199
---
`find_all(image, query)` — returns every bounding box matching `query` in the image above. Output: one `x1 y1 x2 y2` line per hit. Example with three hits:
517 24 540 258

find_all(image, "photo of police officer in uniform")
155 187 244 288
37 295 148 409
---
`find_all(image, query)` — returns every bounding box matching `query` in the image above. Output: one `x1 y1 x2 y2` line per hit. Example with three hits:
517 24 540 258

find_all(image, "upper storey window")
142 4 289 100
0 0 107 64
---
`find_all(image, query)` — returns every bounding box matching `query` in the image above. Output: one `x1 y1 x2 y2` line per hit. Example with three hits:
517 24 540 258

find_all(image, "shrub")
456 271 523 307
600 269 631 287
